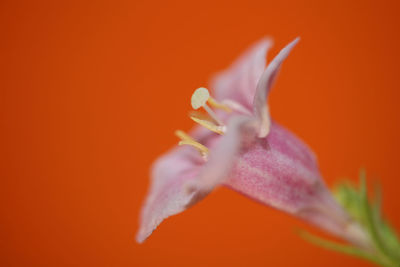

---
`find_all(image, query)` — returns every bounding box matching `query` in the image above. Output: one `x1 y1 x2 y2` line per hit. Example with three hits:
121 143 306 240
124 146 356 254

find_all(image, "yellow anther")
175 130 209 157
190 115 225 135
207 97 232 113
178 140 209 156
188 110 212 120
175 130 195 142
173 88 230 158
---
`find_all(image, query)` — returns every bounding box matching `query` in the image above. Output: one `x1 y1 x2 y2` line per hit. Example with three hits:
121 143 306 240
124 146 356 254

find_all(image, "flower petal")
187 116 258 196
226 121 320 214
136 146 203 243
224 121 367 244
211 38 273 110
253 38 300 138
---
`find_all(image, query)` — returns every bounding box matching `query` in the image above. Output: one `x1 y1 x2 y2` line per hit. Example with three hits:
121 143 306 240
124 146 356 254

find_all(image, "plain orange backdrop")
1 0 400 266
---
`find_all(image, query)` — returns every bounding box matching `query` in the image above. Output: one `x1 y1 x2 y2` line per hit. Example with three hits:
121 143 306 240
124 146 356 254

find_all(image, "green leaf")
298 230 392 267
332 170 400 266
359 170 400 263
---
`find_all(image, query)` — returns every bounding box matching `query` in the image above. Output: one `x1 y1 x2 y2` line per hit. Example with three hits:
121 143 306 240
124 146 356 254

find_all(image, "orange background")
1 0 399 266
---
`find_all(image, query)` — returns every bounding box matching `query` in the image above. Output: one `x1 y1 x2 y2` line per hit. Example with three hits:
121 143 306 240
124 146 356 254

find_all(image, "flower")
136 37 369 247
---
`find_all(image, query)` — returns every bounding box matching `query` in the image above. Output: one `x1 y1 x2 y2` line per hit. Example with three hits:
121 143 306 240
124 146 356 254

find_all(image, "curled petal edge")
253 37 300 138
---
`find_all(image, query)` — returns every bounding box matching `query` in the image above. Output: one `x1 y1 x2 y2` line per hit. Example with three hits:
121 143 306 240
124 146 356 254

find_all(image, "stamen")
188 110 212 121
174 88 230 159
191 87 224 126
178 140 209 156
202 104 224 126
175 130 209 158
190 115 225 134
207 97 232 113
175 130 195 143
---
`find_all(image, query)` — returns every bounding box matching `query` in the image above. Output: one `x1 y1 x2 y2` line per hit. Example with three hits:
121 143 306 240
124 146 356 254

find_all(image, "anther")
178 140 208 157
175 130 195 143
207 97 232 113
190 115 225 135
175 130 209 158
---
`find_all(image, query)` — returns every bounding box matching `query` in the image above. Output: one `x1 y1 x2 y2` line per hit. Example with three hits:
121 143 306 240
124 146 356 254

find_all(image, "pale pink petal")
136 146 203 243
225 121 368 245
211 38 273 110
221 99 253 116
226 121 319 214
297 188 370 247
187 116 258 195
253 38 300 137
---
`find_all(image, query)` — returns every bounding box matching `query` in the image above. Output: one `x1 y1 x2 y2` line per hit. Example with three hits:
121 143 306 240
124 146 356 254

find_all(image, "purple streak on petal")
253 38 299 137
136 146 203 243
211 38 273 110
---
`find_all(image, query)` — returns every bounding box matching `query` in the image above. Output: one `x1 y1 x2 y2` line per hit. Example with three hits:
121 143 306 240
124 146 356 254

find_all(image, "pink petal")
136 116 257 243
225 121 367 245
211 38 273 110
187 116 258 195
136 146 203 243
226 121 319 214
253 38 300 137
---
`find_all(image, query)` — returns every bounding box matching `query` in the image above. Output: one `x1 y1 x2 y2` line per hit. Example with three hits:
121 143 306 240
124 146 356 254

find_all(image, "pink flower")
136 38 369 247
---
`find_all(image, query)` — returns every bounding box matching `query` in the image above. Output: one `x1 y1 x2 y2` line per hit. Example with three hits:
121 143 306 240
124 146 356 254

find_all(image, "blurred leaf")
298 230 390 267
316 169 400 266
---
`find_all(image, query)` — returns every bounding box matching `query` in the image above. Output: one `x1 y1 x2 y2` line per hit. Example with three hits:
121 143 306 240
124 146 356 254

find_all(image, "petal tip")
286 37 300 51
135 221 154 244
282 37 300 56
260 36 274 50
135 228 147 244
135 234 145 244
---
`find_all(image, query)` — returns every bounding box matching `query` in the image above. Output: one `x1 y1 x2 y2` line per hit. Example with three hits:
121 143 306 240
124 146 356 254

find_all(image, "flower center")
175 87 231 159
